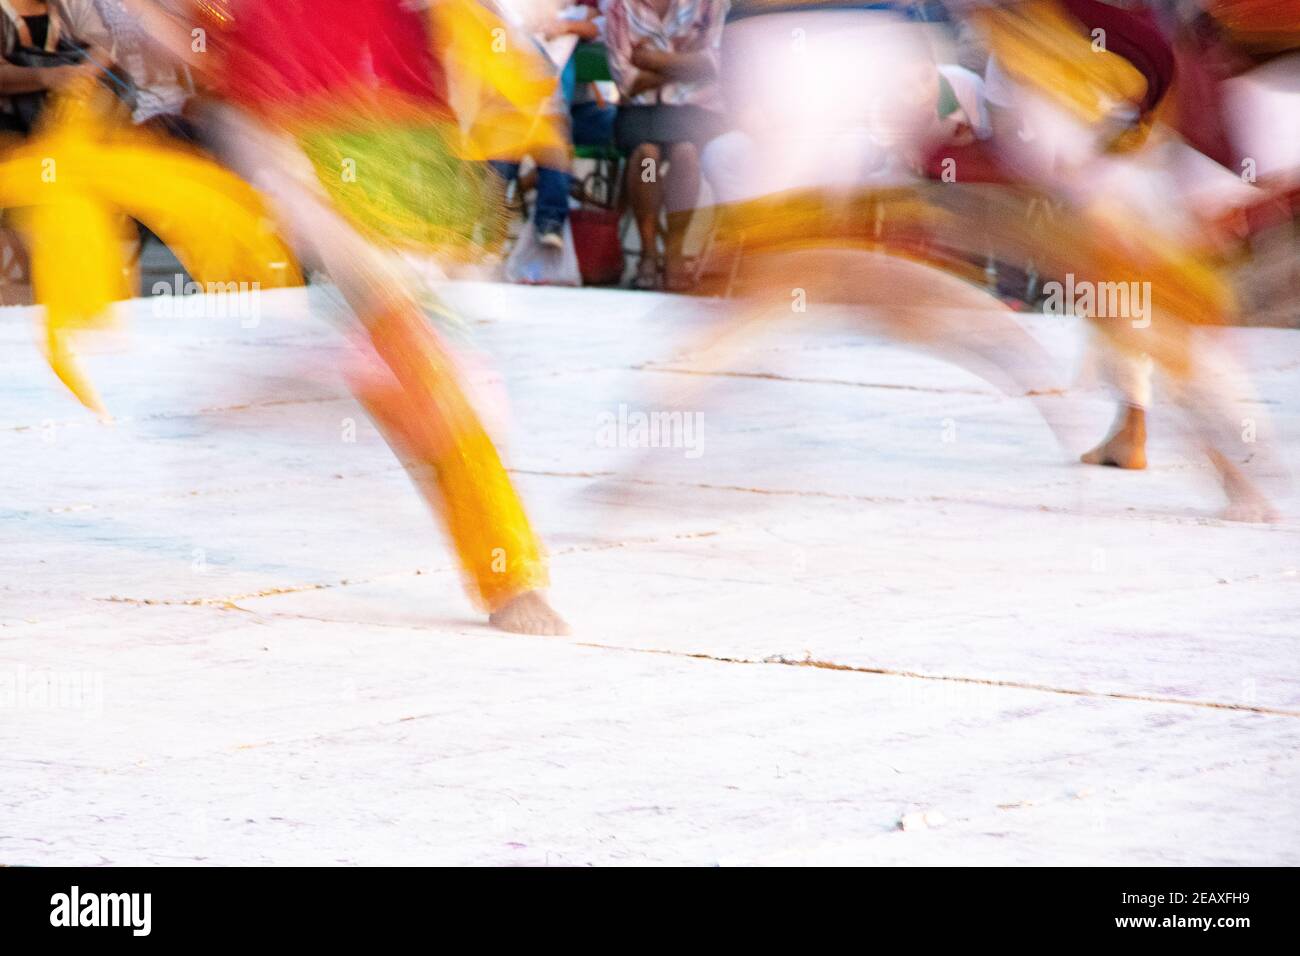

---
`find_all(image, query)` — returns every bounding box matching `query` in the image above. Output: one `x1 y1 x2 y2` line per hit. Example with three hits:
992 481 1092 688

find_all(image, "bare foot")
489 590 570 636
1221 497 1281 523
1211 451 1281 523
1081 404 1147 470
664 254 696 293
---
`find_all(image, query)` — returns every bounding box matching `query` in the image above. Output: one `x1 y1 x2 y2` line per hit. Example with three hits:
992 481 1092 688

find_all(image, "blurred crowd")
0 0 1295 302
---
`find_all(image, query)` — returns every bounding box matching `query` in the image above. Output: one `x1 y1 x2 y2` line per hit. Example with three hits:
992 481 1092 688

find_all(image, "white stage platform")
2 283 1297 865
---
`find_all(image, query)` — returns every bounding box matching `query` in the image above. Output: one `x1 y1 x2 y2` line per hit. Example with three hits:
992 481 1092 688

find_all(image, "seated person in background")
489 0 576 250
0 0 114 133
542 0 600 43
0 0 114 290
94 0 193 137
490 146 572 250
602 0 727 291
544 2 616 160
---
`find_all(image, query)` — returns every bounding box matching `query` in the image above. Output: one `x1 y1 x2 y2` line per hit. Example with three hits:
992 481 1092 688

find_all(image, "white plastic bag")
504 220 582 286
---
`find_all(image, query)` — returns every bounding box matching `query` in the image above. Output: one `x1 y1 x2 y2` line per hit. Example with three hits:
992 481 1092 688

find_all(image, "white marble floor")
2 282 1297 865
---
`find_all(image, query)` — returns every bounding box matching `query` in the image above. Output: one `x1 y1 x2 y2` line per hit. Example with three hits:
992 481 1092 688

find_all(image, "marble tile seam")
635 363 1003 396
568 641 1300 719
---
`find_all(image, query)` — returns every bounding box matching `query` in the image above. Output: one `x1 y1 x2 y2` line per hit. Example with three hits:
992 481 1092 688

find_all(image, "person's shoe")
537 223 564 250
631 254 659 290
664 257 697 293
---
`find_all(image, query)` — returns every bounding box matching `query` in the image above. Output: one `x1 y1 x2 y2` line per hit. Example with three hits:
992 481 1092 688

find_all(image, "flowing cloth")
216 0 507 255
207 0 553 610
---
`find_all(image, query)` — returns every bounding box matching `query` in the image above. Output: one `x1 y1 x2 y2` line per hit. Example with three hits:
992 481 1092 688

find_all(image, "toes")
488 598 571 636
1080 444 1144 469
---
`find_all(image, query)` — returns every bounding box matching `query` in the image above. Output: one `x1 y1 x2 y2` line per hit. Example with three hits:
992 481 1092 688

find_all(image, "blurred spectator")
542 1 601 43
488 0 576 251
602 0 727 290
0 1 115 290
545 1 615 151
93 0 193 136
491 155 572 248
0 0 113 133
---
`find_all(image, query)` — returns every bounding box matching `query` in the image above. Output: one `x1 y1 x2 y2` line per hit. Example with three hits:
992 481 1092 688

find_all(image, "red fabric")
1170 29 1237 169
1060 0 1176 116
219 0 450 116
923 141 1019 185
569 208 625 285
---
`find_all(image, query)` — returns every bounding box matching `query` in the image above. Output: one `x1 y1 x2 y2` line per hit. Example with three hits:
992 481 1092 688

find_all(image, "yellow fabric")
433 402 549 611
1077 199 1235 330
356 304 548 611
0 93 300 415
433 0 568 161
959 3 1234 345
970 0 1148 126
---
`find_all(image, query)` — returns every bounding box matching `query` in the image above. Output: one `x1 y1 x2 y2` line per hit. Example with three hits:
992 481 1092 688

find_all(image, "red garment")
218 0 450 117
1060 0 1176 116
923 140 1018 184
1170 26 1238 169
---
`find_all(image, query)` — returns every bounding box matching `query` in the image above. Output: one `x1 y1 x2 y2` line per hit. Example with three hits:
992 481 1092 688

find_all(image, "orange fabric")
353 305 548 611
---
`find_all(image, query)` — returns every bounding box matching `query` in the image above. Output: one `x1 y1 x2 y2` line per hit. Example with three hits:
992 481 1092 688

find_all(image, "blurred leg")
532 166 572 234
214 108 568 630
626 142 663 289
1081 336 1151 469
664 141 702 292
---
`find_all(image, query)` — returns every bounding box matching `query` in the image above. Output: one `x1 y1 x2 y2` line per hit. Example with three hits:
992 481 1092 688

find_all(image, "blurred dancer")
666 0 1282 521
674 6 1074 445
967 0 1173 472
215 0 569 632
964 0 1284 518
73 0 571 632
980 0 1294 475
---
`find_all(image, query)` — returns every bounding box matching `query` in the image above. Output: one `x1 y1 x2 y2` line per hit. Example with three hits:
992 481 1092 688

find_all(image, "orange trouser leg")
356 304 548 612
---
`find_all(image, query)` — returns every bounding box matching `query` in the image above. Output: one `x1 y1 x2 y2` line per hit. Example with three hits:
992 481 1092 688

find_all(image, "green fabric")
298 121 506 252
936 73 961 121
572 42 612 84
